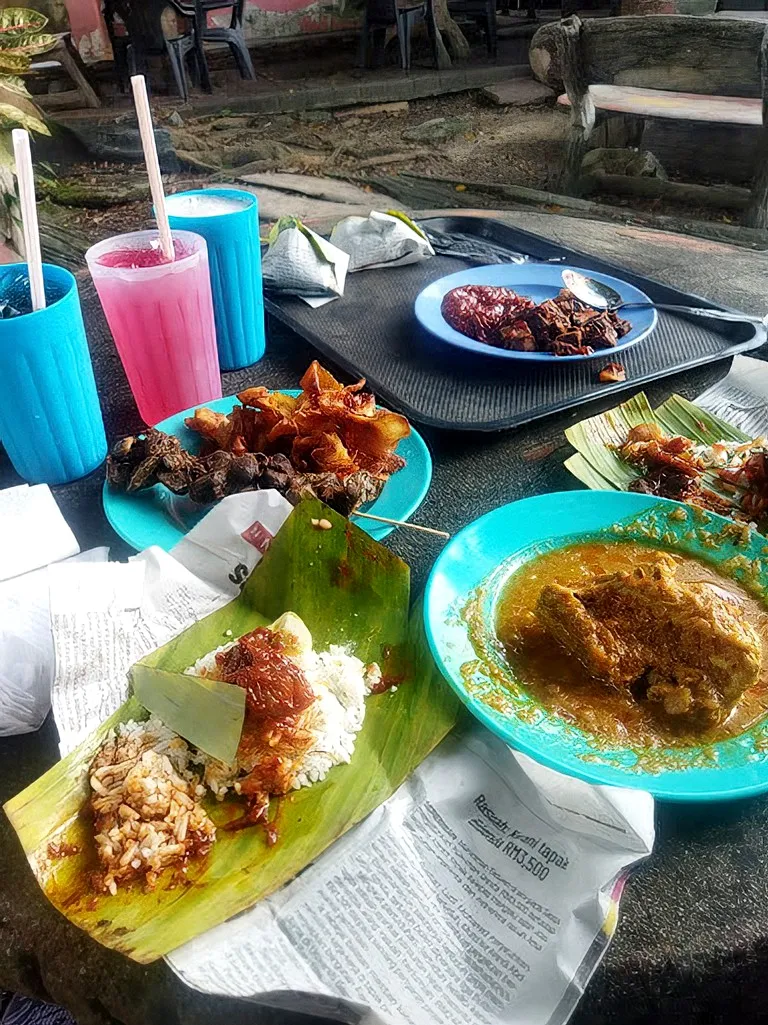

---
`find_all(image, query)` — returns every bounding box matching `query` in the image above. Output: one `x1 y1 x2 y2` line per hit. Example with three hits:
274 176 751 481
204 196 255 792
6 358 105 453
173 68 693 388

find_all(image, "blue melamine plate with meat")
424 489 768 802
414 263 657 362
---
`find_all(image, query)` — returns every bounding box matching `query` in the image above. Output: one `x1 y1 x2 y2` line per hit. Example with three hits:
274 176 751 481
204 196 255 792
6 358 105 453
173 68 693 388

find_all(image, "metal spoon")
562 269 767 327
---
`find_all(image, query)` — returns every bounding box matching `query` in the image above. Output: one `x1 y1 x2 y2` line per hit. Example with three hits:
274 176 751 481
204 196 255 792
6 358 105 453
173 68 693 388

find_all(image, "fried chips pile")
106 362 410 515
186 361 410 482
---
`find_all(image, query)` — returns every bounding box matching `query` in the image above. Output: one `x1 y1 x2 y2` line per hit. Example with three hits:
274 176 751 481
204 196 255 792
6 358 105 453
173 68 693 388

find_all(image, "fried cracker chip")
184 408 236 451
299 361 365 398
292 432 358 476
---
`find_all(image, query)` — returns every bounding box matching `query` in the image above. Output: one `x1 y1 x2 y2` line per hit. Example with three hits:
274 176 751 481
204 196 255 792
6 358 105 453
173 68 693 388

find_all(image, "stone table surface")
2 209 768 1025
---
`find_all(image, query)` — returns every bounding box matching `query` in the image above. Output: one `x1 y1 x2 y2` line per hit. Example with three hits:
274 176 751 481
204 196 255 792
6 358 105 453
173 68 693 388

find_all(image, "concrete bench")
529 14 768 227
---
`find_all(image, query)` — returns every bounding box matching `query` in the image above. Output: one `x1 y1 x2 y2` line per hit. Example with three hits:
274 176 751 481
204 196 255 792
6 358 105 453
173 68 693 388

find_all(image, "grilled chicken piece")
535 556 762 727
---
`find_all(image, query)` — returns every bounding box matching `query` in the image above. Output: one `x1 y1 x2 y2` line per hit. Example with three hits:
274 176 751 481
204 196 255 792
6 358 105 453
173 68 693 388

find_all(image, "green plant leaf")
386 209 429 240
0 80 41 121
0 7 48 35
267 213 299 245
0 32 57 58
0 52 30 73
0 74 30 95
563 452 618 491
268 214 336 267
0 102 48 134
4 499 459 963
655 393 749 445
564 391 657 490
130 665 246 765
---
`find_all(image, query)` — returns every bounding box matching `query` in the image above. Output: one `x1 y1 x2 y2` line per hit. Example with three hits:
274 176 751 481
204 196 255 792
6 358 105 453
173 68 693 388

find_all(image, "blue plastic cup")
0 264 107 484
165 189 266 371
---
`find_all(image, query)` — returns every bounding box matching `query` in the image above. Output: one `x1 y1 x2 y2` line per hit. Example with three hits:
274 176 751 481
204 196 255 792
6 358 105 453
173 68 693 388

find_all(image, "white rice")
186 627 381 794
86 620 379 891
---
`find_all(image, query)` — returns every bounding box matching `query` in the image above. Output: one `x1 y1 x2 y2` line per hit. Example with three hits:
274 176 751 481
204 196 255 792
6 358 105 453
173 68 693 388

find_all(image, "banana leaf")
564 391 754 515
564 392 659 491
4 499 460 964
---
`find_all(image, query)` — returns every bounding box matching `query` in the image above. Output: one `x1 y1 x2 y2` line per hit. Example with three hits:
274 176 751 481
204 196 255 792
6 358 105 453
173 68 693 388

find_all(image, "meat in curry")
495 542 768 747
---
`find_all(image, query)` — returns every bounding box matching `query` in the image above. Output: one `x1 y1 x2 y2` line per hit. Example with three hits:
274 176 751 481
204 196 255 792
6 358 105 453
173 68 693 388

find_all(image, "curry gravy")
494 541 768 747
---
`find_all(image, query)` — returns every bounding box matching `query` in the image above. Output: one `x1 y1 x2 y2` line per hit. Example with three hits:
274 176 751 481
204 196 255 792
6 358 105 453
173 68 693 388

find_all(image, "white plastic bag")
330 210 434 272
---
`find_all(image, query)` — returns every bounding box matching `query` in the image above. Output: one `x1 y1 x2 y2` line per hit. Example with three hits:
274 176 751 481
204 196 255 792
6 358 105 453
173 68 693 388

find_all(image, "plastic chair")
104 0 189 96
447 0 497 57
167 0 255 95
359 0 441 71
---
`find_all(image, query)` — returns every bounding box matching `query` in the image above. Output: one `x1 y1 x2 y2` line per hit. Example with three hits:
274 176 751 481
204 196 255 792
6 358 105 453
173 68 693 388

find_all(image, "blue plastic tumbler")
165 189 266 371
0 264 107 484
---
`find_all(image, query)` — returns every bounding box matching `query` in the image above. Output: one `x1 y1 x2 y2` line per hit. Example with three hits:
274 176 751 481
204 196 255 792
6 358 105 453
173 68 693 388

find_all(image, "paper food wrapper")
330 210 435 272
262 217 349 304
170 725 654 1025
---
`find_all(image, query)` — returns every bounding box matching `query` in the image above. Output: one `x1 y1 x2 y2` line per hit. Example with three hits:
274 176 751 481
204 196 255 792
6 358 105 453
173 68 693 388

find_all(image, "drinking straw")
130 74 174 262
11 129 45 311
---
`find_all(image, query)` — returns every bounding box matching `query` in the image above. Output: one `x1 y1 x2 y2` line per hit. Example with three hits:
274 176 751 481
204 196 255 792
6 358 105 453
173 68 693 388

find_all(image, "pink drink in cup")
86 230 222 425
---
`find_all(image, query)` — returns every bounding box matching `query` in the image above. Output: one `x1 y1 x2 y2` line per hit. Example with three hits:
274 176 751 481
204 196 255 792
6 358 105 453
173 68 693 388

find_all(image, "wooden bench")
30 34 101 111
529 14 768 227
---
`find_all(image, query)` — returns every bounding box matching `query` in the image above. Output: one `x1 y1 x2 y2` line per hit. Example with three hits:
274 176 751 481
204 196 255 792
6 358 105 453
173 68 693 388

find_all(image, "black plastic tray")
265 216 766 431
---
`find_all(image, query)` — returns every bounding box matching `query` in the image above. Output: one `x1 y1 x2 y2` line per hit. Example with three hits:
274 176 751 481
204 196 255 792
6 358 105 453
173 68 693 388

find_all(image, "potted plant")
0 7 56 252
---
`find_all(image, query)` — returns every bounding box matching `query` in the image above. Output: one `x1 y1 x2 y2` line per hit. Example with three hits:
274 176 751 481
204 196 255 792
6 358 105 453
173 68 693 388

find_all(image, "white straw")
130 74 174 262
11 129 45 311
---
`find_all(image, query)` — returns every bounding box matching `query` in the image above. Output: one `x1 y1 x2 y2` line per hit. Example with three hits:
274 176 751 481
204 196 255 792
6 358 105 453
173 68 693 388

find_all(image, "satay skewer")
351 511 449 539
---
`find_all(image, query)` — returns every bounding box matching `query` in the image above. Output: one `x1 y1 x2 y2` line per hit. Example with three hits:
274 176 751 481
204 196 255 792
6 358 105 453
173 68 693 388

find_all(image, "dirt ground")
42 90 745 251
169 93 571 190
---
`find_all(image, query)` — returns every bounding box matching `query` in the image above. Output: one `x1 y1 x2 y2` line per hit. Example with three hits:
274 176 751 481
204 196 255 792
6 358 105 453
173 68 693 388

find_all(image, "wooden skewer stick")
351 511 450 539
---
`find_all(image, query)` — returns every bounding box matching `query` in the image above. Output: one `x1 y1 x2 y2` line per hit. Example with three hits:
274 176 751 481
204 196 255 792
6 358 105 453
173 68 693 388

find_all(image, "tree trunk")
621 0 717 13
431 0 470 62
557 16 595 194
37 177 149 208
363 169 768 249
581 171 750 210
745 26 768 228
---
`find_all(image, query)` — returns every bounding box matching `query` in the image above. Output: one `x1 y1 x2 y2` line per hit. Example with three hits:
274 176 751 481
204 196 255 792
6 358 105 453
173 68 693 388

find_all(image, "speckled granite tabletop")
2 210 767 1025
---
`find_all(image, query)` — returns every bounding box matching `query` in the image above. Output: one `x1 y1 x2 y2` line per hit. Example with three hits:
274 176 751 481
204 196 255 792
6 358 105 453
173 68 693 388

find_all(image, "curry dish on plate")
495 541 768 748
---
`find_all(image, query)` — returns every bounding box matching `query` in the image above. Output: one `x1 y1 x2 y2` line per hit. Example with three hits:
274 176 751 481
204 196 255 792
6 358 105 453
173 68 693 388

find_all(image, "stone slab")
481 77 555 106
232 173 388 206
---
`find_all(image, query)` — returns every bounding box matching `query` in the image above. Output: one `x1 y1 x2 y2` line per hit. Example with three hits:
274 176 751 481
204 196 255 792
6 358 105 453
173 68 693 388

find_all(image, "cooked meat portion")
535 556 762 727
440 286 631 354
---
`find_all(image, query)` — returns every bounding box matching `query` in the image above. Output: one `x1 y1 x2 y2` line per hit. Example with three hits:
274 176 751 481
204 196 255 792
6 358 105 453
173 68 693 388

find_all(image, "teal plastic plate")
424 490 768 802
103 391 432 551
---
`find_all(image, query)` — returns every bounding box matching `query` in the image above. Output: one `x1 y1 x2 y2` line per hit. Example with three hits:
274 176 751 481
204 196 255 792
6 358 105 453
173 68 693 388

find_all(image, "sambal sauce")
215 627 315 719
214 627 317 828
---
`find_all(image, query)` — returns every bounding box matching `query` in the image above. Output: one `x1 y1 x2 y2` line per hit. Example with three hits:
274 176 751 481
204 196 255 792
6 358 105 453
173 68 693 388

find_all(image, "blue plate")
414 263 658 362
424 490 768 802
103 391 432 551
